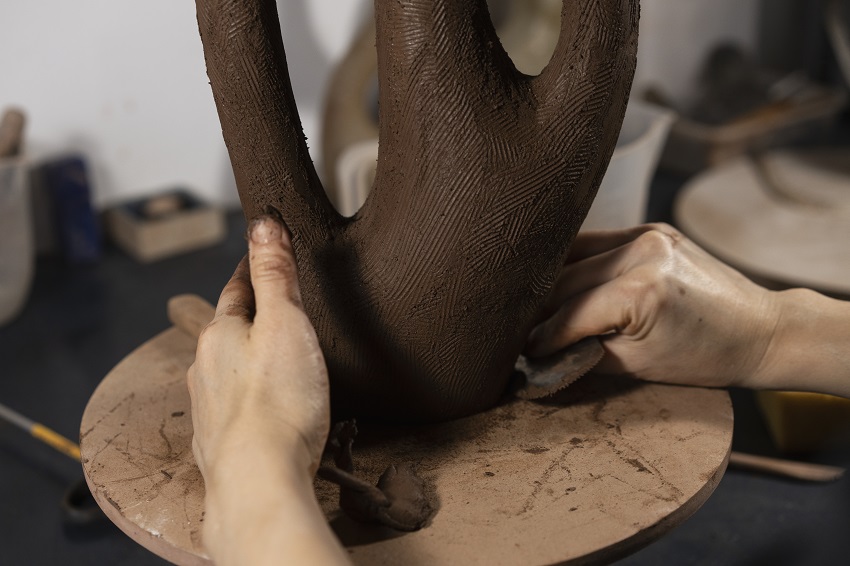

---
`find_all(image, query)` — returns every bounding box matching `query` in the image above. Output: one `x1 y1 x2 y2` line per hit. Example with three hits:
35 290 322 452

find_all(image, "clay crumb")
626 458 650 473
524 446 550 455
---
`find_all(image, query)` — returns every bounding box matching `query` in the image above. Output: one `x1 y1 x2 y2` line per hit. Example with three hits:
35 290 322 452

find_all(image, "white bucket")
0 156 34 326
334 99 674 228
580 99 674 231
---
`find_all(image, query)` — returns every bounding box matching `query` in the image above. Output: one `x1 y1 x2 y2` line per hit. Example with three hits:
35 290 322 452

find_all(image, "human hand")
187 215 330 481
525 223 782 389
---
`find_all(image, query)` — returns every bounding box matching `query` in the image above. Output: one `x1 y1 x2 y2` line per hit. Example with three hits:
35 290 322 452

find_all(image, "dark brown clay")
196 0 639 422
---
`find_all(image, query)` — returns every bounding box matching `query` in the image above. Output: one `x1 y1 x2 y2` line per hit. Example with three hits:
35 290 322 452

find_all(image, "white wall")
0 0 756 209
1 0 369 208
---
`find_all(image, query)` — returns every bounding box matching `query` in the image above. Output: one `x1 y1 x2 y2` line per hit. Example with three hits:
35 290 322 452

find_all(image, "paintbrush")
0 107 26 158
0 400 107 524
0 401 81 462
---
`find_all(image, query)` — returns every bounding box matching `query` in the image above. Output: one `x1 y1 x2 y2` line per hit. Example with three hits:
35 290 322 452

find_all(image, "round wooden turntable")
81 300 732 565
675 153 850 297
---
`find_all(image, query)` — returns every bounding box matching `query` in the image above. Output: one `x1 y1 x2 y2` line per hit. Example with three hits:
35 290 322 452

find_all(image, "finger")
567 224 658 264
540 224 686 322
526 280 627 358
215 256 254 321
538 242 636 322
248 215 303 317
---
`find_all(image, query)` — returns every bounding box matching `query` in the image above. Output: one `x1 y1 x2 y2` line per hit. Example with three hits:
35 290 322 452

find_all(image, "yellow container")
756 391 850 455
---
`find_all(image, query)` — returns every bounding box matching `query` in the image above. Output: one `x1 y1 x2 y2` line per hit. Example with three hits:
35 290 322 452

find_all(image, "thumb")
248 215 303 316
525 281 625 358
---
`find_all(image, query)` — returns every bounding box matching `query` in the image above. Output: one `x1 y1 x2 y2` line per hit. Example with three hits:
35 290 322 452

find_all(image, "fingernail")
249 216 281 244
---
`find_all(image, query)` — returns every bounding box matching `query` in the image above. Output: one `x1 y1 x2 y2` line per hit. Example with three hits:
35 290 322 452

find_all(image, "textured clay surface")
196 0 639 422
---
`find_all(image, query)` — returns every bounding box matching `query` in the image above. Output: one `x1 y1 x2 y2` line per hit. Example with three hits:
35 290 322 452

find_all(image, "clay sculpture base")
81 325 732 566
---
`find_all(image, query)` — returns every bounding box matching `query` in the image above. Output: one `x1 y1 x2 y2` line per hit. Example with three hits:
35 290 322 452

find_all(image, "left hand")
187 215 331 480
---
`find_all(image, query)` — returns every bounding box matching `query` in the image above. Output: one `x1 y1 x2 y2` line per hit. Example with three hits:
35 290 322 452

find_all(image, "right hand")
525 223 782 389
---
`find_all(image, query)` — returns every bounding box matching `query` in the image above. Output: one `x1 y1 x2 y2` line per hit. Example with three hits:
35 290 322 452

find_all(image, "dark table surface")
1 185 848 565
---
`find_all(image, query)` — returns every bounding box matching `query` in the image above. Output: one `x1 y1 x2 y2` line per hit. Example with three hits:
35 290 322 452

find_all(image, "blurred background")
1 1 850 564
0 0 830 207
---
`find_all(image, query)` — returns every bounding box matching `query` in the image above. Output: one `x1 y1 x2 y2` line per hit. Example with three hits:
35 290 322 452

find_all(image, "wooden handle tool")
0 107 26 158
729 451 845 482
167 294 215 340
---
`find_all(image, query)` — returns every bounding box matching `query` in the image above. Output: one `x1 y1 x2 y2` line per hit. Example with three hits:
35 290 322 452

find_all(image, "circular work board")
81 326 732 565
675 155 850 297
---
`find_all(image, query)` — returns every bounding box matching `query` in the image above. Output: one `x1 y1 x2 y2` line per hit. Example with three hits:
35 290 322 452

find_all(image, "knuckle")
223 276 252 299
645 222 684 243
195 320 229 358
224 303 254 320
186 363 197 388
250 252 298 283
196 320 219 344
632 226 681 260
622 266 670 310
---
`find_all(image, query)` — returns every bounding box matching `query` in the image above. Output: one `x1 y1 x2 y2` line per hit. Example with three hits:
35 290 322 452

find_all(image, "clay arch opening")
488 0 562 76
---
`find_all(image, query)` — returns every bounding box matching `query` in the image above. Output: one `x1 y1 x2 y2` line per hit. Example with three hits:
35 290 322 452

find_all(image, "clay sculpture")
196 0 638 423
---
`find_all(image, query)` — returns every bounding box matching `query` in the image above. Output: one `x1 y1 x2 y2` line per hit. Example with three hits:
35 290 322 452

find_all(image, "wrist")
751 288 850 397
203 421 314 495
201 429 317 562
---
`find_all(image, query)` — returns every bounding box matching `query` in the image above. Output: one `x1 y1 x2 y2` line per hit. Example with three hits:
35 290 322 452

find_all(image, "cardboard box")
106 190 226 263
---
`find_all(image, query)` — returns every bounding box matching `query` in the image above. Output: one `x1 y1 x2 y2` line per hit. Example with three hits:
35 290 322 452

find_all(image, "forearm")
752 288 850 398
202 429 350 566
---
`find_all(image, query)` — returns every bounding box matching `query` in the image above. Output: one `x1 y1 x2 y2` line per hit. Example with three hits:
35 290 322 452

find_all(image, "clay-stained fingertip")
248 216 281 244
247 208 291 247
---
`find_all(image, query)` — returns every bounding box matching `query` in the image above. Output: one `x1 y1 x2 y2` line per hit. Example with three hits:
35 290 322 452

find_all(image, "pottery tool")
0 401 104 524
0 401 80 461
728 451 845 483
0 107 25 158
514 337 605 400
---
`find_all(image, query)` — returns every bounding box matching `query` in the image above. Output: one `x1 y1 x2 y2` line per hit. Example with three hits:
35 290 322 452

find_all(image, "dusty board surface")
81 327 732 565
